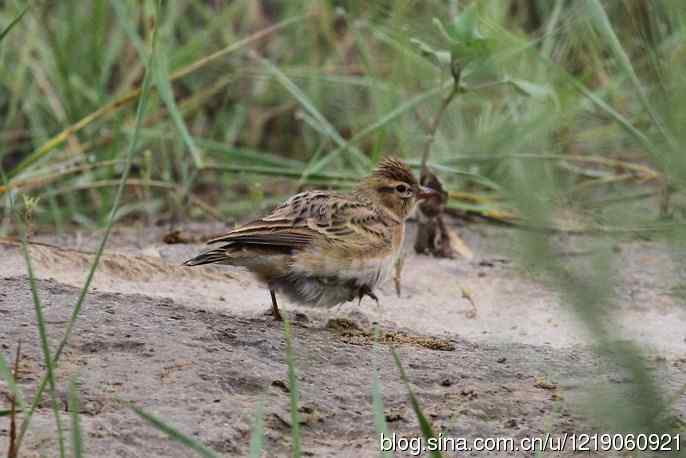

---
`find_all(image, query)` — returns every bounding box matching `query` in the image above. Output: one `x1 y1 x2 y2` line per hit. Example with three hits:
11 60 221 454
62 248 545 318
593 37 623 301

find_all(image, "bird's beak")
417 186 440 200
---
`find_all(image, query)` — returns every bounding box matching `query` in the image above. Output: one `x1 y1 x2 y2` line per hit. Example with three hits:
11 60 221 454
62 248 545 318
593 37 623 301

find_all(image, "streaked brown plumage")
183 157 436 320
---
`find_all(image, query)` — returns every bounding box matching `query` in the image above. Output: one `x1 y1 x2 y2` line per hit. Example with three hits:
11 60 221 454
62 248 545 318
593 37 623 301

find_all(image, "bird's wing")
206 191 391 251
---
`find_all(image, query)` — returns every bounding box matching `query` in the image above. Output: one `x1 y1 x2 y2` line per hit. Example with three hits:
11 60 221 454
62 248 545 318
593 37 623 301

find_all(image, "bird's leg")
358 285 380 308
270 289 283 321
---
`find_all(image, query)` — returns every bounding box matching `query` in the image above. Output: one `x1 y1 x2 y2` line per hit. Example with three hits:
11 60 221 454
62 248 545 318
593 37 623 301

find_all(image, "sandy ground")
1 221 685 457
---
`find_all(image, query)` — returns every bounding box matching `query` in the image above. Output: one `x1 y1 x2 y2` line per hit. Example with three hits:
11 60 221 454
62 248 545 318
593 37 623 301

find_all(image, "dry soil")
1 221 685 457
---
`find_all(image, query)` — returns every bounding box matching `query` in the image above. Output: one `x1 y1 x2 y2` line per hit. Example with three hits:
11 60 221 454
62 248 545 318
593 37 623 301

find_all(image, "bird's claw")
358 285 381 309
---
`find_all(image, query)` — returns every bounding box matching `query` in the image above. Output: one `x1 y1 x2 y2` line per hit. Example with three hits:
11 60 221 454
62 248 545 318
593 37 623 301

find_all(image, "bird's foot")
262 308 283 321
272 308 283 322
269 289 283 321
358 285 381 309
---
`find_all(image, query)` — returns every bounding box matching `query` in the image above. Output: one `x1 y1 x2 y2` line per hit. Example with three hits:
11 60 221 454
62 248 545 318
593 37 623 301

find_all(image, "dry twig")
394 68 468 294
6 341 22 458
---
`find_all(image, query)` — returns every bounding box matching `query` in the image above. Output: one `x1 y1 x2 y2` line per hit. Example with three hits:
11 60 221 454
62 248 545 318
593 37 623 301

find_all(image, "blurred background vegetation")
2 0 686 448
2 0 685 234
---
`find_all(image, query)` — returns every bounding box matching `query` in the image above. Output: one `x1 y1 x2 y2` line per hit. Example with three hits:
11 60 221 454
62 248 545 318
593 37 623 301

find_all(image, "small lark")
183 157 436 320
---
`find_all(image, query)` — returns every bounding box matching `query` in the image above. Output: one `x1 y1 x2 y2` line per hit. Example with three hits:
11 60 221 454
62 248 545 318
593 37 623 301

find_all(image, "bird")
183 157 437 321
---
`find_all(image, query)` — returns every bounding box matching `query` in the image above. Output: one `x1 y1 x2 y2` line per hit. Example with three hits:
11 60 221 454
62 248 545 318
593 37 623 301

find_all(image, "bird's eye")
395 184 408 193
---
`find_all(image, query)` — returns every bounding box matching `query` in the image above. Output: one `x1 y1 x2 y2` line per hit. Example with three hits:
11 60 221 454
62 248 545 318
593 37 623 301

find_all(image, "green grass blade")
248 400 265 458
0 352 26 413
585 0 676 152
130 405 219 458
15 0 162 449
297 139 329 187
109 1 149 69
258 55 371 174
194 139 305 168
391 349 442 458
485 16 665 166
49 0 159 362
0 6 28 43
410 161 503 192
0 159 66 458
371 327 391 458
5 12 308 182
570 79 659 157
152 51 204 169
112 0 202 169
284 319 301 458
348 86 444 148
20 240 66 458
540 0 565 60
68 379 84 458
204 162 358 182
302 84 447 180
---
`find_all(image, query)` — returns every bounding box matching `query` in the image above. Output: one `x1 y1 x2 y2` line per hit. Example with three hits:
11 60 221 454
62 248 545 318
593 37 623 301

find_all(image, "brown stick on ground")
394 74 462 295
413 61 462 255
7 341 21 458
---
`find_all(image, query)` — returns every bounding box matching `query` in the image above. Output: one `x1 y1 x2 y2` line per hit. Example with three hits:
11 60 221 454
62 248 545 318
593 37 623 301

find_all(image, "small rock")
440 378 453 387
505 418 517 428
326 318 361 332
271 379 290 393
460 388 478 400
294 312 310 323
298 405 322 426
385 412 403 422
497 357 507 364
299 405 314 414
533 377 557 390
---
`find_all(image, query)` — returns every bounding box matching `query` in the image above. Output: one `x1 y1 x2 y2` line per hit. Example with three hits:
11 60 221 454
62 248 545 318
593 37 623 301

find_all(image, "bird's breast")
291 241 401 288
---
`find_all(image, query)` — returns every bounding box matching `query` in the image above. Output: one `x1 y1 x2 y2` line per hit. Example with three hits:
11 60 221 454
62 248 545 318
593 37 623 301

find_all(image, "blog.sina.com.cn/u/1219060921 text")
379 432 682 455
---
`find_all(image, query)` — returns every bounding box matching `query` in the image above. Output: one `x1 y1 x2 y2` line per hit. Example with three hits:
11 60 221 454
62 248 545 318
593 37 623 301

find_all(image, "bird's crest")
371 157 417 186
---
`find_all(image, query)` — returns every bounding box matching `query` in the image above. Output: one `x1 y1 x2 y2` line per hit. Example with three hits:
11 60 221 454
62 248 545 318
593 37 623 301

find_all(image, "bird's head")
357 157 438 220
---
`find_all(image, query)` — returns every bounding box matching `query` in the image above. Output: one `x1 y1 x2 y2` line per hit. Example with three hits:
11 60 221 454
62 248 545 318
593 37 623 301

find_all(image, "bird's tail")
182 246 231 266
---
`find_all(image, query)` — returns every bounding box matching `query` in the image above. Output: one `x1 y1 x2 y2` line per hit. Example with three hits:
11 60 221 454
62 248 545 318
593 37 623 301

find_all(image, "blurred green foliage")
0 0 684 230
